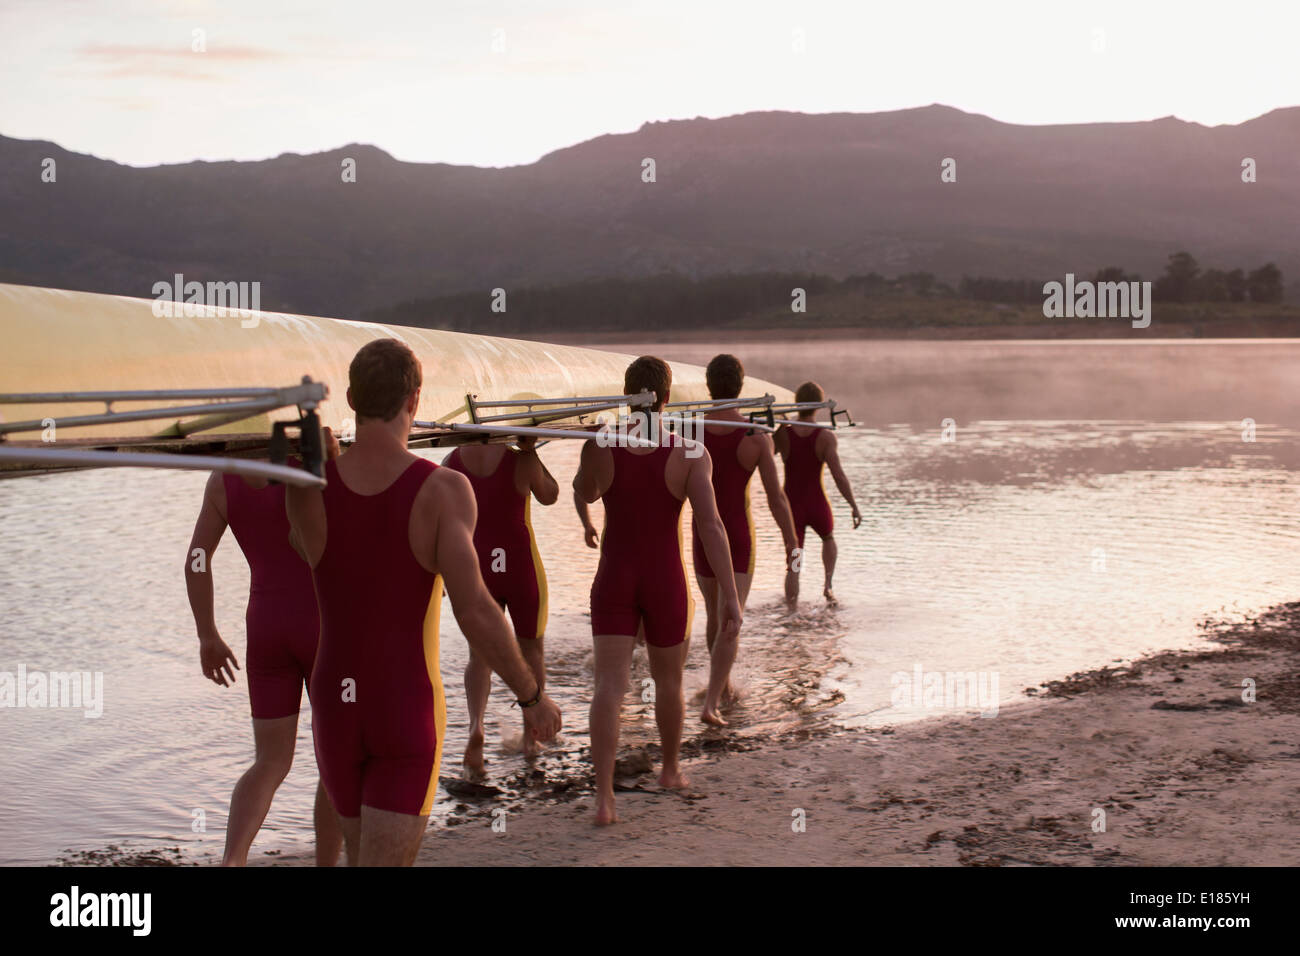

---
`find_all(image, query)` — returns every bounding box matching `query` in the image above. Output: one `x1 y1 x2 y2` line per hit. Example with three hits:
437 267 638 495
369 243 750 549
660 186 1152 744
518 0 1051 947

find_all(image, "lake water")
3 338 1299 864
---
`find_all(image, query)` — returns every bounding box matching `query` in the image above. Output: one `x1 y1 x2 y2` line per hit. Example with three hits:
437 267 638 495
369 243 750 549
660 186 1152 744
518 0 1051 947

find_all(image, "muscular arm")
821 432 862 527
755 436 798 557
573 439 611 548
285 484 327 567
284 433 340 564
686 448 741 608
521 443 559 505
572 439 611 503
435 474 545 702
574 492 600 548
773 424 790 459
185 473 240 686
184 472 228 641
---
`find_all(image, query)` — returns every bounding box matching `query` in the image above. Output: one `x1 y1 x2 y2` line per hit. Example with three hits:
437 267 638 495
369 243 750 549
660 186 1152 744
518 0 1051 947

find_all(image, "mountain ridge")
1 103 1296 318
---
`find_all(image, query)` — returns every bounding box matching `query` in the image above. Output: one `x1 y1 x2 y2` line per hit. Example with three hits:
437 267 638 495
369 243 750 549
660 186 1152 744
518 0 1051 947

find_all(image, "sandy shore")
254 605 1300 867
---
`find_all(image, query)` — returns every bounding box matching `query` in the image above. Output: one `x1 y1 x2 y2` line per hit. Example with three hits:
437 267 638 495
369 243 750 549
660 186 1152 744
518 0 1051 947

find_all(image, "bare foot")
700 706 728 727
659 766 691 790
463 732 487 779
721 682 740 705
594 792 618 826
823 587 838 606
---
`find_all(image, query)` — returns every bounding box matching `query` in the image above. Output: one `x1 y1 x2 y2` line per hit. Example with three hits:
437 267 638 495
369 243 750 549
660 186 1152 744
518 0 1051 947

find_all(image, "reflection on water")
826 420 1300 728
4 339 1300 863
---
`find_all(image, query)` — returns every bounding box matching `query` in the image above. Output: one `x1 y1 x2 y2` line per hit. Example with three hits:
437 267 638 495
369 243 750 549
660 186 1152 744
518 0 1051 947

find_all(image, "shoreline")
51 604 1300 867
251 604 1300 867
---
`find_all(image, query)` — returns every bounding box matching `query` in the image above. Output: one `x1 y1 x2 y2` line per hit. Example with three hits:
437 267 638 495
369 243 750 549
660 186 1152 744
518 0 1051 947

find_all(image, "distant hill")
366 272 1300 340
1 105 1297 320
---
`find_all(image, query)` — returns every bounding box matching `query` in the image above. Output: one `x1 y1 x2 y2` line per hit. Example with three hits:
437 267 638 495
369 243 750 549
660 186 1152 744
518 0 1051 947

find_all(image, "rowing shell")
0 283 795 445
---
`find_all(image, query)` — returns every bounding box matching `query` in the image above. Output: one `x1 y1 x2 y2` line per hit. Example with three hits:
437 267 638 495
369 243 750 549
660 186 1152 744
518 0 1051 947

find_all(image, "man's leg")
338 815 361 866
357 806 429 866
518 633 545 757
222 715 298 866
786 528 806 609
590 634 637 825
646 640 690 789
314 779 342 866
822 534 838 603
695 575 720 655
703 572 752 723
463 647 492 777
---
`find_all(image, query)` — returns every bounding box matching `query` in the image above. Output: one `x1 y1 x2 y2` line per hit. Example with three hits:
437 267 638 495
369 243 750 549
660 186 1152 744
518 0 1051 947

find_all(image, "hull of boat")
0 283 793 441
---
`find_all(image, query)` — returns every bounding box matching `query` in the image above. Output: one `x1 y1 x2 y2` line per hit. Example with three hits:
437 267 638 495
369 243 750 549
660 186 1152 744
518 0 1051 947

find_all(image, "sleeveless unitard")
309 457 446 818
442 447 547 641
590 442 694 647
781 424 833 548
690 427 756 578
222 473 319 720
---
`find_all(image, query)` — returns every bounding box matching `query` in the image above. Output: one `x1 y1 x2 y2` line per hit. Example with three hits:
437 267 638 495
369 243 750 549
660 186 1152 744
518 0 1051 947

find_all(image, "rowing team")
184 341 861 865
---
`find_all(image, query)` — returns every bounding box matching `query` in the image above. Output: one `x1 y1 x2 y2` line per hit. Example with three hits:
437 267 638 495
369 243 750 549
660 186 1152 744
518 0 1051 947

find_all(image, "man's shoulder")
672 436 708 465
429 462 469 489
739 429 771 461
580 436 612 460
415 461 471 506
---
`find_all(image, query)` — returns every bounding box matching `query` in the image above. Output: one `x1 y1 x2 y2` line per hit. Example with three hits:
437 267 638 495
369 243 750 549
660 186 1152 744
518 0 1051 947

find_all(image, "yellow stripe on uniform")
676 509 696 643
419 575 446 817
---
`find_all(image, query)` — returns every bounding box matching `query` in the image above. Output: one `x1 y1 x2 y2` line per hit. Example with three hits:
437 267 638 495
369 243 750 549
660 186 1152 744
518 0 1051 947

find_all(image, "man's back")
284 336 559 862
310 455 447 819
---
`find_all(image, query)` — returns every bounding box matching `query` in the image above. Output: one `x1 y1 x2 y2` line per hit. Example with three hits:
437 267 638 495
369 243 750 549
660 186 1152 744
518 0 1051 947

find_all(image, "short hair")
625 355 672 411
706 353 744 400
349 339 422 422
795 381 825 405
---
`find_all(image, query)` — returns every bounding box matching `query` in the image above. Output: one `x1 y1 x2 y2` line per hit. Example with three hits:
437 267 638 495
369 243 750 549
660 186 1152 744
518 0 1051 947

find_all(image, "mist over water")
639 337 1300 427
3 337 1299 863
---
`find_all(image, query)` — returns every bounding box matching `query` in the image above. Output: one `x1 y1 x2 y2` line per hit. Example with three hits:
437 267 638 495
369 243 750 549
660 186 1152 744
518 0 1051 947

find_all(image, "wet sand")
257 604 1300 867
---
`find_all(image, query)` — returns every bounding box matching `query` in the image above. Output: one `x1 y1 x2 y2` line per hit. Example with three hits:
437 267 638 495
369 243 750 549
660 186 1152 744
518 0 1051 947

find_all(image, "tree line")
364 255 1287 333
958 253 1284 305
365 272 841 334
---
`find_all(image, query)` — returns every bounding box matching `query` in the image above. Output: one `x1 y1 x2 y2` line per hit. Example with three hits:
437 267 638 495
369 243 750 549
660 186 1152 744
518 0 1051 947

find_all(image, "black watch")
515 686 542 708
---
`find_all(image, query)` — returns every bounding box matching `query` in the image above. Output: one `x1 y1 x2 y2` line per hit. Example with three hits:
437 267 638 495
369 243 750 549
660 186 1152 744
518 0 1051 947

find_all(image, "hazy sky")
2 0 1297 168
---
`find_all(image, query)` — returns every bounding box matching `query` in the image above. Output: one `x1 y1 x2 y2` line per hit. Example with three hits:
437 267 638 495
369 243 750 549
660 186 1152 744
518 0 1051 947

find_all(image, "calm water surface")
3 338 1299 864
